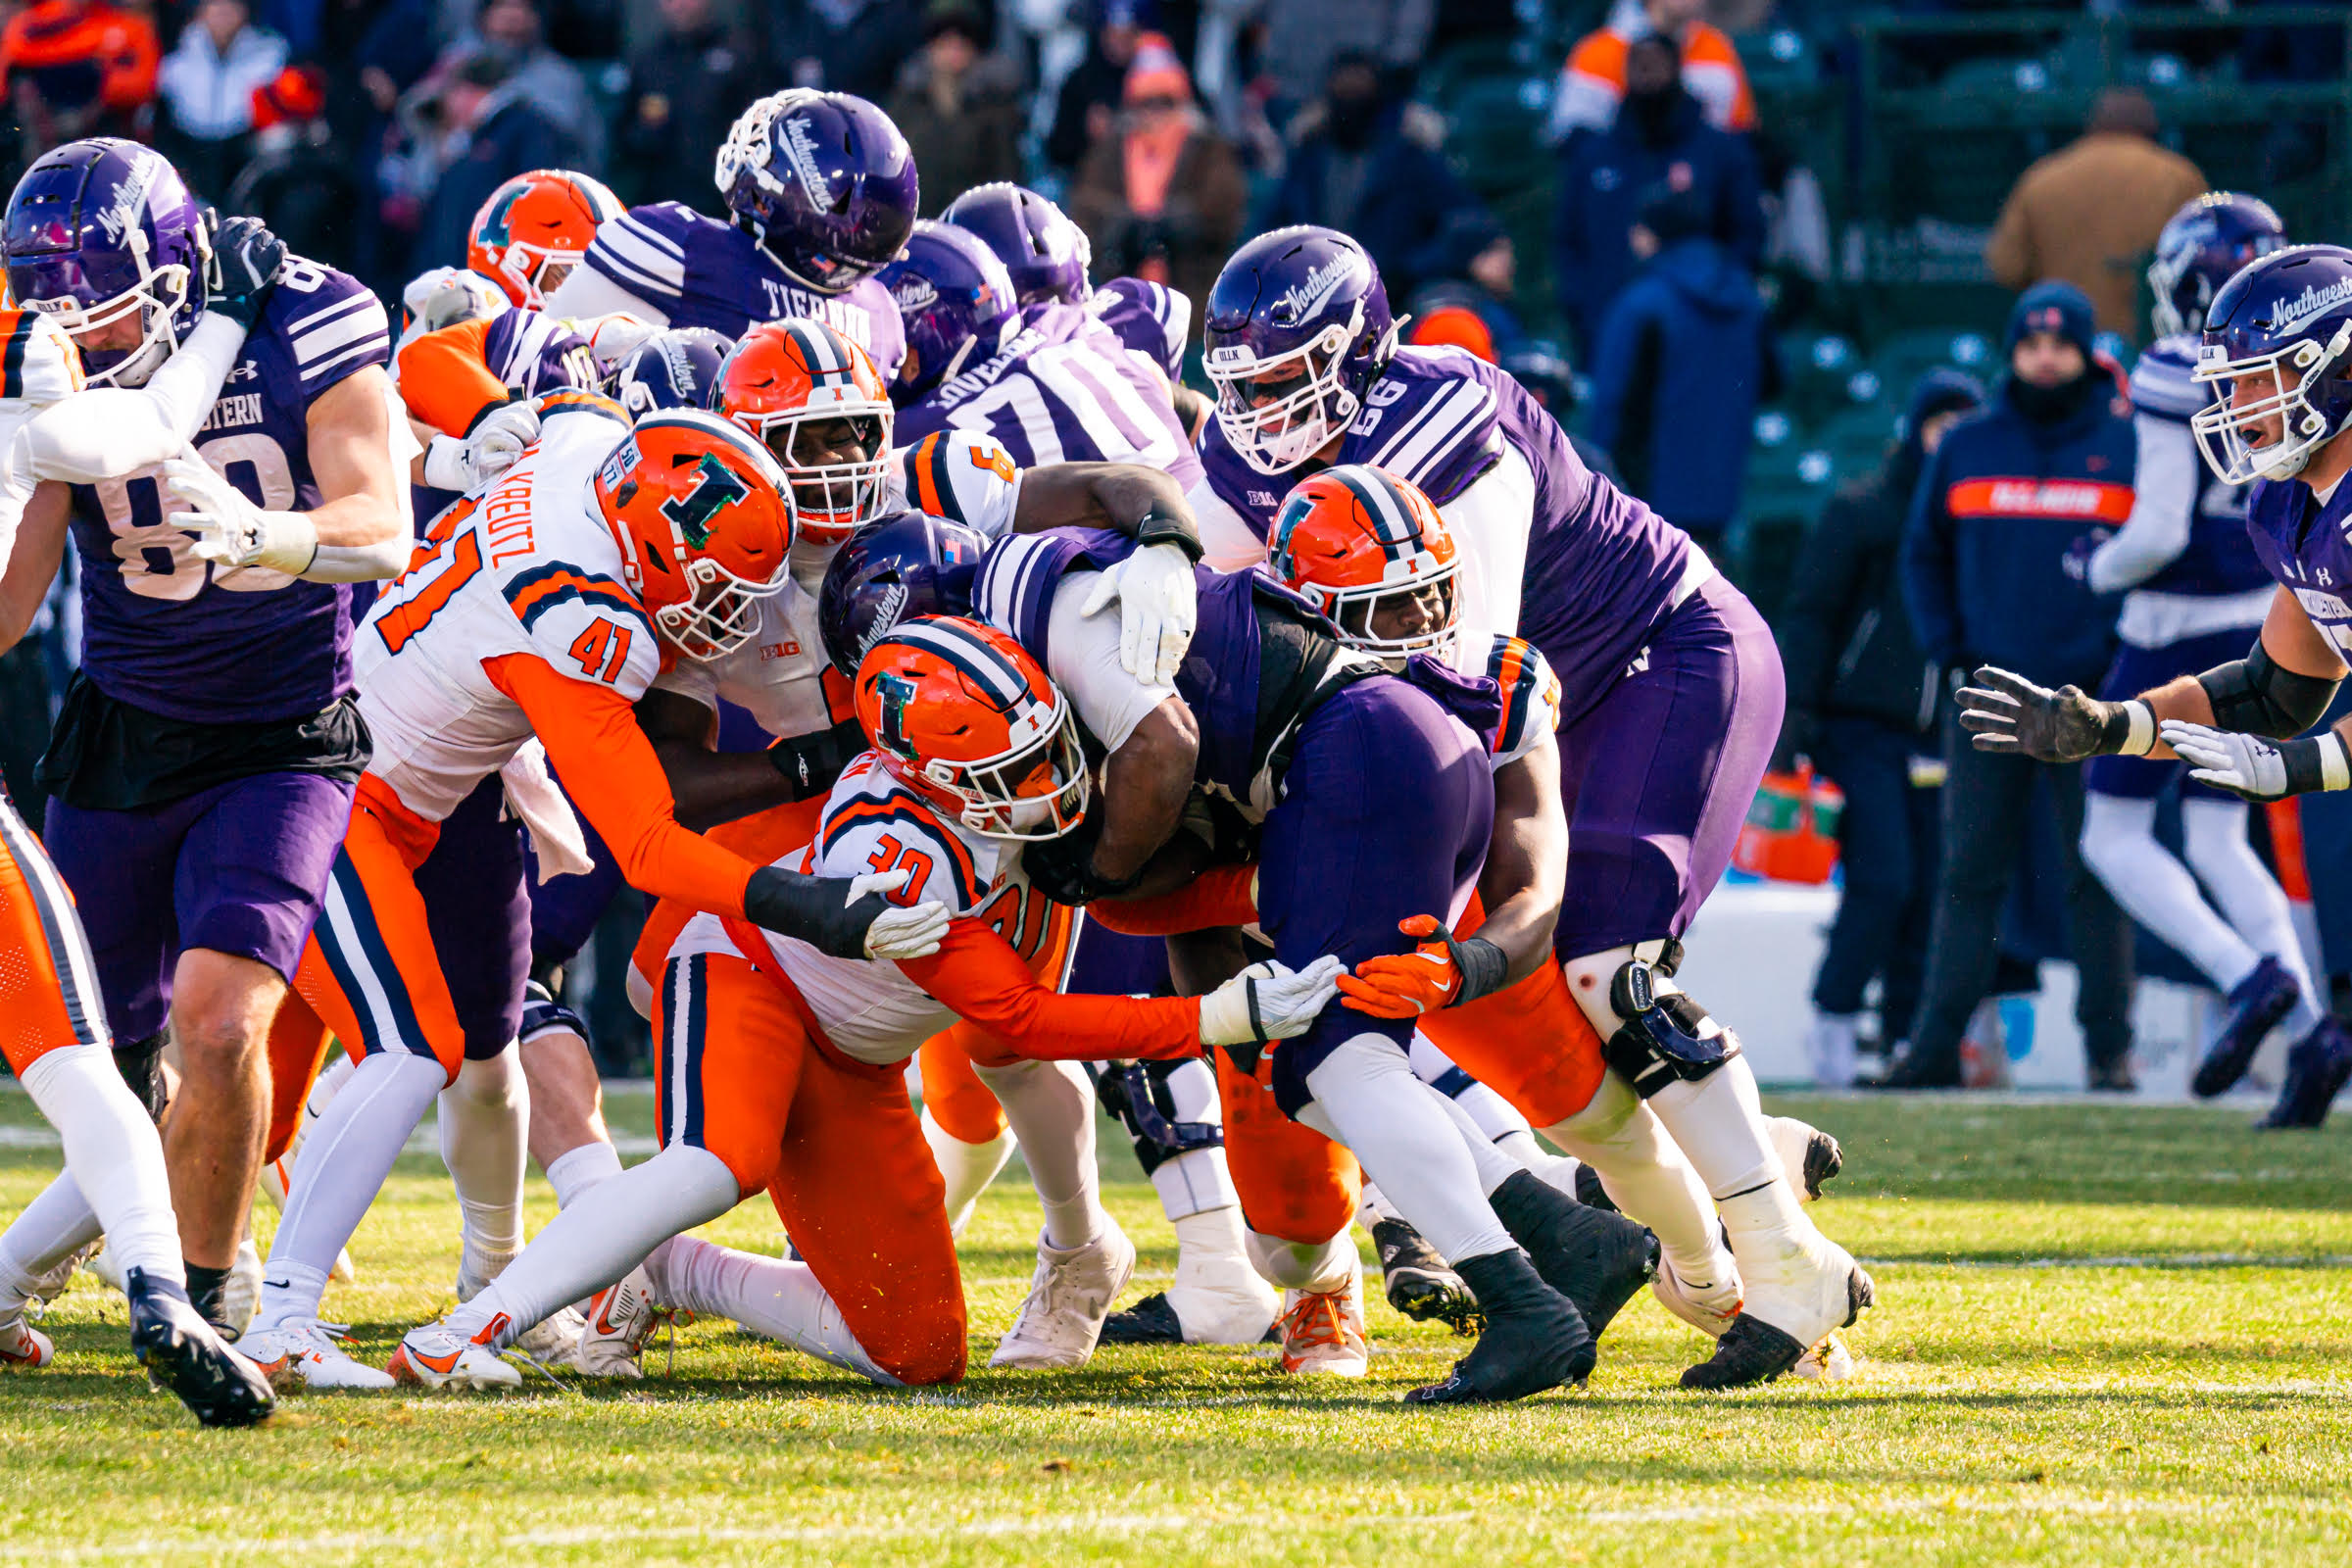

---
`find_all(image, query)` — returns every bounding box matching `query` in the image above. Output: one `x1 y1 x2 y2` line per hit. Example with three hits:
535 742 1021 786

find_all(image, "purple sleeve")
282 265 393 403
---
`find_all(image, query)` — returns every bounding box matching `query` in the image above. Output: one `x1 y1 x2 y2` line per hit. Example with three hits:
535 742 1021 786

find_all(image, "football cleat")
1404 1250 1591 1404
1276 1279 1369 1377
1099 1292 1186 1346
0 1313 54 1369
388 1317 523 1391
1649 1245 1742 1338
1767 1118 1844 1201
24 1238 98 1303
511 1304 590 1370
1794 1332 1857 1381
126 1269 274 1427
989 1220 1136 1370
2258 1016 2352 1129
1683 1261 1874 1391
571 1268 678 1379
1572 1161 1615 1211
1372 1217 1479 1335
2192 955 2301 1099
238 1317 399 1391
219 1236 262 1341
1487 1170 1659 1340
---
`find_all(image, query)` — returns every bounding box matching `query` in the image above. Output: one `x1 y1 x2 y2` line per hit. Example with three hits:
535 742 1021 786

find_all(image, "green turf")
1 1088 2348 1565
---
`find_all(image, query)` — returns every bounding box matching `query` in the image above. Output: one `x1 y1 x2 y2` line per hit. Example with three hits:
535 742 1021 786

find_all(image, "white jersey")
673 752 1062 1066
650 428 1021 740
352 396 657 820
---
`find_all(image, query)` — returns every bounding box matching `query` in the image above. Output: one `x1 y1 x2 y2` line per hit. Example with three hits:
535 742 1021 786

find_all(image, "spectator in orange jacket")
1545 0 1754 144
1 0 160 154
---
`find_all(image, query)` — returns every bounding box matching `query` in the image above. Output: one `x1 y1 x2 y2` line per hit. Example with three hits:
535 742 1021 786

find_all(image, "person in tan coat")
1984 89 2207 343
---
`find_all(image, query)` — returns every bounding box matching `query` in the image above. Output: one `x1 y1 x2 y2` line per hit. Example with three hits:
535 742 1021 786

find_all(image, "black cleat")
1099 1293 1185 1345
1798 1129 1843 1201
1681 1266 1875 1391
2192 956 2301 1099
1372 1218 1479 1335
1487 1170 1659 1340
127 1268 274 1428
1868 1045 1961 1091
1403 1250 1592 1405
1572 1161 1614 1211
2258 1017 2352 1129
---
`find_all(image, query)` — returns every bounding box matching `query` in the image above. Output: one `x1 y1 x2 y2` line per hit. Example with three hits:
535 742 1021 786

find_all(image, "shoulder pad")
813 773 990 914
1486 635 1561 766
0 310 85 403
899 429 1021 537
1349 350 1504 506
586 204 695 304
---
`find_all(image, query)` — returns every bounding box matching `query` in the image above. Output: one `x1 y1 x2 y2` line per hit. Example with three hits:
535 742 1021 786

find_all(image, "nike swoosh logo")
263 1279 291 1290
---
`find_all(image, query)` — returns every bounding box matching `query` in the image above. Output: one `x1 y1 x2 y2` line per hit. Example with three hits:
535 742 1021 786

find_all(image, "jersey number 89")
95 434 299 599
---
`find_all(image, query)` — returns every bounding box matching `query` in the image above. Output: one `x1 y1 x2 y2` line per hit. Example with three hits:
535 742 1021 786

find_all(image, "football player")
1962 242 2352 1128
2068 196 2327 1098
823 516 1661 1403
0 139 408 1336
0 237 288 1426
1186 225 1872 1389
547 89 914 379
387 616 1342 1391
236 403 950 1389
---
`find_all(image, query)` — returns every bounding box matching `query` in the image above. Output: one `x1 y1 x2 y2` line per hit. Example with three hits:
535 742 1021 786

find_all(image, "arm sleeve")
1089 861 1259 936
547 262 670 328
2088 414 2198 595
18 312 246 481
1899 448 1961 667
1046 572 1178 752
898 920 1201 1060
482 651 756 917
395 320 511 438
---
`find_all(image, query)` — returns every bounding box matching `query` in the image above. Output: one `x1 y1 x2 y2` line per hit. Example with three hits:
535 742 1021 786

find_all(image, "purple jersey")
1086 276 1189 379
2128 336 2271 599
581 201 906 381
69 259 391 724
897 303 1201 489
484 307 596 398
2245 472 2352 662
1197 346 1697 722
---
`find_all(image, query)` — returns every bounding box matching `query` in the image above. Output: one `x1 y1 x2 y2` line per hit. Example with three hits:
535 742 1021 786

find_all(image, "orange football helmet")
855 615 1090 842
468 169 621 309
1267 464 1460 664
592 409 796 662
713 318 894 547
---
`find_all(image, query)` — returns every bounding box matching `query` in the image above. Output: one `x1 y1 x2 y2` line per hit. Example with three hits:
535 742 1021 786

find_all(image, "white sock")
1298 1034 1514 1267
2182 797 2326 1034
22 1046 182 1289
1355 1183 1405 1227
972 1058 1105 1250
0 1169 103 1312
440 1045 529 1268
645 1234 896 1384
2082 793 2262 991
1244 1226 1357 1295
544 1140 625 1209
919 1105 1016 1239
449 1144 739 1349
1547 1070 1740 1291
257 1052 445 1330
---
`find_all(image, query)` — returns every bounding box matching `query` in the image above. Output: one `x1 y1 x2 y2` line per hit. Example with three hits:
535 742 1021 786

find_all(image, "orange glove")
1336 915 1467 1018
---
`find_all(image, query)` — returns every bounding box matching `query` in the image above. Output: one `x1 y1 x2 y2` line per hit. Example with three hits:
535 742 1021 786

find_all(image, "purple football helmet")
817 509 987 677
2190 244 2352 484
612 325 730 416
714 90 918 294
5 138 210 388
2149 192 2288 340
940 182 1092 308
1202 225 1397 476
877 220 1019 405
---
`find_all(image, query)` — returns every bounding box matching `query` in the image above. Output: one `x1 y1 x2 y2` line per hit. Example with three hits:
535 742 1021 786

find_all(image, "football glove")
1197 956 1345 1048
1956 665 2150 760
2161 720 2351 802
847 869 954 959
204 213 286 329
1079 540 1198 689
1337 914 1509 1018
165 456 316 574
422 399 540 493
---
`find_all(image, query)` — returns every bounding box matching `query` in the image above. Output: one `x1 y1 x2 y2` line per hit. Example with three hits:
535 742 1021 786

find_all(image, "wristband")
743 866 882 959
2283 733 2352 795
767 716 867 798
2112 699 2156 758
1132 505 1202 562
1450 935 1510 1006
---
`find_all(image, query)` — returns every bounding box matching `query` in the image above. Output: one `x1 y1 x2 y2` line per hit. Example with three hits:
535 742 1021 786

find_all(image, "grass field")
1 1086 2348 1566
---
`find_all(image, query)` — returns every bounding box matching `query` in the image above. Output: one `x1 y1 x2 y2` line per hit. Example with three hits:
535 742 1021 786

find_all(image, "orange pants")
0 791 109 1074
1215 1048 1360 1246
653 947 966 1386
632 796 827 996
261 989 340 1165
291 774 470 1083
1417 957 1608 1128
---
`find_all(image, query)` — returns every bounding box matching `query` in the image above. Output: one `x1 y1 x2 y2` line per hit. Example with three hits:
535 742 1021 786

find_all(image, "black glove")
1955 666 2135 761
743 866 894 960
1019 811 1146 906
205 213 287 329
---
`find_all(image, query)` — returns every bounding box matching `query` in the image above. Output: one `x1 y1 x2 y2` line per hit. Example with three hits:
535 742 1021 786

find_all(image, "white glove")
164 456 315 574
2162 719 2349 801
423 400 540 492
848 869 954 960
1198 955 1346 1047
1079 542 1197 689
576 312 661 381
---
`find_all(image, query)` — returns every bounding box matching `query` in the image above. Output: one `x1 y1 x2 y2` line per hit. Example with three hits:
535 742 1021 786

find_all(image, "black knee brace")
1092 1058 1223 1178
112 1031 170 1122
1601 959 1739 1099
518 978 591 1049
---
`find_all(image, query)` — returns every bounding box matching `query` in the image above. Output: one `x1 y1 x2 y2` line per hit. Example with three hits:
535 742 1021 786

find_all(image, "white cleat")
238 1318 398 1391
1794 1332 1856 1381
1767 1117 1843 1202
1276 1270 1369 1377
86 1244 125 1297
511 1305 590 1370
24 1239 99 1303
1 1313 54 1369
1649 1245 1743 1338
387 1318 523 1390
219 1237 263 1341
571 1267 680 1380
989 1220 1136 1370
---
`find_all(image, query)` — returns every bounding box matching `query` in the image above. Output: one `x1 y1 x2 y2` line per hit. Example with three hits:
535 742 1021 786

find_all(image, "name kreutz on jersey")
581 201 906 381
897 302 1201 488
2128 334 2272 599
67 256 391 724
